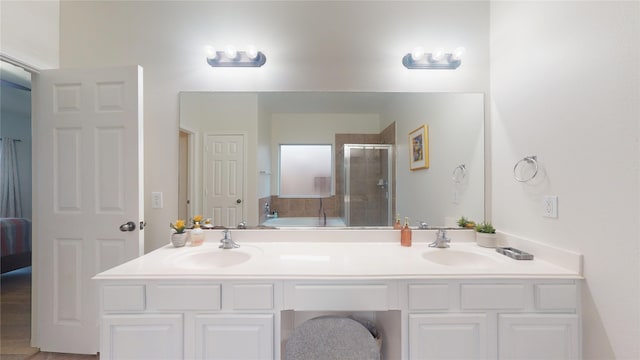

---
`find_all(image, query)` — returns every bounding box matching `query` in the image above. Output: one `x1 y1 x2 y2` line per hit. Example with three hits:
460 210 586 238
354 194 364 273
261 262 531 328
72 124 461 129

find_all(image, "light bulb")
246 45 259 60
451 46 466 61
411 47 425 62
205 45 217 60
225 45 238 60
431 48 445 62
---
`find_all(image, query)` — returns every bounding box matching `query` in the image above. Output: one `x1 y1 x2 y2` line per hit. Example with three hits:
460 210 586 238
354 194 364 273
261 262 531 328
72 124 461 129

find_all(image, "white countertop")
94 230 582 281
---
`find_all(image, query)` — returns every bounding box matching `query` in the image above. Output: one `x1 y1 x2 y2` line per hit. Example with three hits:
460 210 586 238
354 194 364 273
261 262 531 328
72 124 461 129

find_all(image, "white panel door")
409 313 488 360
33 66 143 354
498 314 579 360
204 134 244 227
194 314 273 360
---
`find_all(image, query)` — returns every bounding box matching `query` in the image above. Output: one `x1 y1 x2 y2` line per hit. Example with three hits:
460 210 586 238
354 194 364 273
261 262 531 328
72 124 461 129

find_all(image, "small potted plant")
474 221 497 247
457 216 476 229
169 219 188 247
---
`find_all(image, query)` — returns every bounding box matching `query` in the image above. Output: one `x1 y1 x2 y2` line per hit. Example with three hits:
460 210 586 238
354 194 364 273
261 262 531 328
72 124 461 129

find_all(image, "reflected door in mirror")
205 134 244 227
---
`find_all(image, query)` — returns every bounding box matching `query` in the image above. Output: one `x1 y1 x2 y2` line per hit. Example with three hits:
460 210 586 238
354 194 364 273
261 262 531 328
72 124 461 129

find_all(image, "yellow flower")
170 219 186 233
193 215 203 223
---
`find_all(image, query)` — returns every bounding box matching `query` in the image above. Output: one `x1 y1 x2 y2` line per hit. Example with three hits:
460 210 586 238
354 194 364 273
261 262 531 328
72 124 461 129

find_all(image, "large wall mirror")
179 92 484 228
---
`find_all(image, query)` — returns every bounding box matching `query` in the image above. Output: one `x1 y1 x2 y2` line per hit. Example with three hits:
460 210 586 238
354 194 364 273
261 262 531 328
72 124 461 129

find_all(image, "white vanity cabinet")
95 237 583 360
498 314 579 359
409 313 488 359
99 281 277 360
101 314 183 360
406 280 580 360
99 278 580 360
194 314 274 360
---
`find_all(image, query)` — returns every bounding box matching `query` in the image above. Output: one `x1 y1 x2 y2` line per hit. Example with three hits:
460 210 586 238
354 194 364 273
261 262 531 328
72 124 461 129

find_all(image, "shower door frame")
343 144 394 227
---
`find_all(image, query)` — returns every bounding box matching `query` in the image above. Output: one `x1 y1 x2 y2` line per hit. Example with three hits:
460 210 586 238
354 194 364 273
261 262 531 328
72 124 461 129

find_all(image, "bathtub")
261 217 346 227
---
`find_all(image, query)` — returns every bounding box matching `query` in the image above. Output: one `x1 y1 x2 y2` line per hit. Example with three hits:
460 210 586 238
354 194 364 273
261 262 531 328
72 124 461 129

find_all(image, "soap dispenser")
401 217 412 247
393 214 402 230
190 222 204 246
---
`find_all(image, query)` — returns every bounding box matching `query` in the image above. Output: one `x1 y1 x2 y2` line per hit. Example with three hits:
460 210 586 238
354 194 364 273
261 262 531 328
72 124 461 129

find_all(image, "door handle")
119 221 136 232
236 199 242 204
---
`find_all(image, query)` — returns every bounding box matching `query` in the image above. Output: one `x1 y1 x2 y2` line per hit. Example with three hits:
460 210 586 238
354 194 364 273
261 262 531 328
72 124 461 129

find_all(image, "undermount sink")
422 249 499 268
171 247 259 269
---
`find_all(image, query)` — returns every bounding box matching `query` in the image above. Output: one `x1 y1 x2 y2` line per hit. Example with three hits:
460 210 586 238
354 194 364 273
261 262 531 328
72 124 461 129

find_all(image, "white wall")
179 92 259 225
490 2 640 359
257 98 272 199
0 0 59 69
58 1 489 252
391 93 484 226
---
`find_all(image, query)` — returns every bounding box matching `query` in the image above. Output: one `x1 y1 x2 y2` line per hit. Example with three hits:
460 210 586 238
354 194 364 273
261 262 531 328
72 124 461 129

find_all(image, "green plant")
457 216 476 229
474 221 496 234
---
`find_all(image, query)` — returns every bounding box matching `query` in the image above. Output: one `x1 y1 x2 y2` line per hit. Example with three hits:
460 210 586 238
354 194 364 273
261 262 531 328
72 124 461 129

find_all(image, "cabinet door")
409 313 487 360
499 314 579 360
101 314 183 360
195 314 274 360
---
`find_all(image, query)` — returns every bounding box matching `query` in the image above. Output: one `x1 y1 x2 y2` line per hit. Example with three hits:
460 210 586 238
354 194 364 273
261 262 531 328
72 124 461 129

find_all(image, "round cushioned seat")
284 317 380 360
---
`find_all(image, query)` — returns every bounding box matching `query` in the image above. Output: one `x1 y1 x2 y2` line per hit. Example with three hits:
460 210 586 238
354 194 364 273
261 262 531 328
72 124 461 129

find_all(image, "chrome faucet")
237 221 247 229
429 228 451 248
265 202 278 219
418 221 429 229
219 229 240 249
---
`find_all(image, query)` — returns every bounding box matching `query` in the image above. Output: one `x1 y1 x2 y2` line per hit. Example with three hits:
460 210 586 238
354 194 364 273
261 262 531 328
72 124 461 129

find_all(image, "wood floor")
1 267 97 360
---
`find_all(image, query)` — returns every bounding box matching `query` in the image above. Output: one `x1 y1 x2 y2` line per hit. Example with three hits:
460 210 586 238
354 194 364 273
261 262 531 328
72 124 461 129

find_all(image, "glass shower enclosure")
342 144 394 227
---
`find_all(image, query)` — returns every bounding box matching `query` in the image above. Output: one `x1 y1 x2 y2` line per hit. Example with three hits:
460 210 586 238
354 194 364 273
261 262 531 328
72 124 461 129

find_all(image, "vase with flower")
169 219 188 247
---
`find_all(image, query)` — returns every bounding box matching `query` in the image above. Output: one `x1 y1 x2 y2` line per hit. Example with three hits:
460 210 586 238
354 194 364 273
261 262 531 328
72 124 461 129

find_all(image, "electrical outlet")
152 192 163 209
542 195 558 218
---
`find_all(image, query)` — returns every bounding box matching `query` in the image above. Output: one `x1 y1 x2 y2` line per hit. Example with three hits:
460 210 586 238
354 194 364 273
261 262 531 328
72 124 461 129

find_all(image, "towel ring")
513 156 539 182
452 164 467 183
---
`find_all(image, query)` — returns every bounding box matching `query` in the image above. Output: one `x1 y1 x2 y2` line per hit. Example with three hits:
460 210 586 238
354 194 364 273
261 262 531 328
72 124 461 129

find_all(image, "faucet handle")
419 221 429 229
429 228 451 248
437 228 451 242
219 228 240 249
237 221 247 229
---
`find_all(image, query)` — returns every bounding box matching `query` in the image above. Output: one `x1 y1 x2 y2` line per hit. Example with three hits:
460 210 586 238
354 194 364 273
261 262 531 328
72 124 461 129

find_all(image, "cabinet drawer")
147 284 221 310
103 285 145 312
232 284 274 310
535 284 577 310
288 284 390 311
409 284 449 310
461 284 525 310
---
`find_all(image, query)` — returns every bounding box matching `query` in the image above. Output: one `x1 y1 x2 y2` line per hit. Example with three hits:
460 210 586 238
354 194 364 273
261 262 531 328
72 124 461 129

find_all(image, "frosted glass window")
279 145 332 197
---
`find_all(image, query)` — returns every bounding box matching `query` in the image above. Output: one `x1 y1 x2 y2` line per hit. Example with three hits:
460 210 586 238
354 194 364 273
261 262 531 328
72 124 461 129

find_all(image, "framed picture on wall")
409 125 429 170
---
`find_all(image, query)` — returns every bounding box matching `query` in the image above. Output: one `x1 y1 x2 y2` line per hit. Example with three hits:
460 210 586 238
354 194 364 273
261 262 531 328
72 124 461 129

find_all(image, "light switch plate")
152 192 163 209
542 195 558 218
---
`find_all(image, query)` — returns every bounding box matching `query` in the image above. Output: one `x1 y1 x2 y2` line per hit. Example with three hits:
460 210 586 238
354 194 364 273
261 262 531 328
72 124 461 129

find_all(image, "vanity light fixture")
206 44 266 67
403 46 465 69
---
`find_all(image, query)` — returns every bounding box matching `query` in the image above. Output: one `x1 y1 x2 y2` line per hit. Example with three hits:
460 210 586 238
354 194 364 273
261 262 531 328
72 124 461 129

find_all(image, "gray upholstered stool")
284 317 381 360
